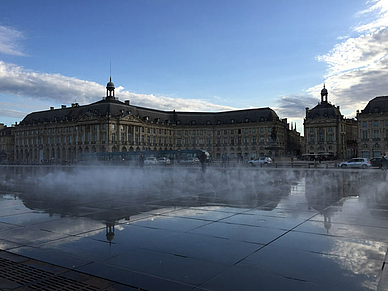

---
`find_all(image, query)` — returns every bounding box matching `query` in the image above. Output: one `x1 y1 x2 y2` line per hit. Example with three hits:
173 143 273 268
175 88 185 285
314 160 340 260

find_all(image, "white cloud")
274 1 388 134
0 107 26 119
355 0 388 32
0 25 26 56
0 61 236 119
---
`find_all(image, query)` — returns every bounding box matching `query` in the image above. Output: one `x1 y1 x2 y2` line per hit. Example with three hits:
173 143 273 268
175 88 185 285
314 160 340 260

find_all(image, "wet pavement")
0 166 388 290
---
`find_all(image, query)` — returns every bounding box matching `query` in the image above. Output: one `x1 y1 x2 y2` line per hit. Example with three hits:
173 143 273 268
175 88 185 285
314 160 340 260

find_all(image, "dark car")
370 157 383 168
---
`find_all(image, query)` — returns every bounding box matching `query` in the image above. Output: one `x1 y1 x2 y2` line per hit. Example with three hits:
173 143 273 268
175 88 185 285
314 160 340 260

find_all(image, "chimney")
125 100 130 105
50 107 54 110
61 105 66 109
305 107 309 116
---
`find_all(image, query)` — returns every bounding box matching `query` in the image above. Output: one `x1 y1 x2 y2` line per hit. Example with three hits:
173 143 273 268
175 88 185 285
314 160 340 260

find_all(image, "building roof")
359 96 388 115
19 98 280 126
306 101 342 120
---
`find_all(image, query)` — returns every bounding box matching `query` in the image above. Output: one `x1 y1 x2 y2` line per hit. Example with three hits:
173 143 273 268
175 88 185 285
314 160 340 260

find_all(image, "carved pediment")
118 114 142 123
75 112 94 122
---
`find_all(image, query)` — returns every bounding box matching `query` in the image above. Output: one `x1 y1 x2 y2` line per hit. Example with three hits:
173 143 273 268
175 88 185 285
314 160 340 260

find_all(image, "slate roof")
306 101 342 120
20 99 279 126
359 96 388 115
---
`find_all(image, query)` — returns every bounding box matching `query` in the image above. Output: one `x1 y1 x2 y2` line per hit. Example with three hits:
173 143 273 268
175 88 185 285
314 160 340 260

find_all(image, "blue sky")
1 0 388 134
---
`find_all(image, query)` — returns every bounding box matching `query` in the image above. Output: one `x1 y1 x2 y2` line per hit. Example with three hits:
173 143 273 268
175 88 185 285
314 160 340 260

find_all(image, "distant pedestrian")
382 152 387 171
200 151 207 172
222 153 227 168
139 154 145 168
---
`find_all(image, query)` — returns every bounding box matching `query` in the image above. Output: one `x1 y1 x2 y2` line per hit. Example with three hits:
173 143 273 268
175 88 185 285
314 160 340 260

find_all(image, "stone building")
0 124 15 163
13 78 301 164
356 96 388 158
304 86 357 159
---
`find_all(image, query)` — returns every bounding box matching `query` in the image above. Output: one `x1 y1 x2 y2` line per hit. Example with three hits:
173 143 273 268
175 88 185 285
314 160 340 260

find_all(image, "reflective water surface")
0 166 387 290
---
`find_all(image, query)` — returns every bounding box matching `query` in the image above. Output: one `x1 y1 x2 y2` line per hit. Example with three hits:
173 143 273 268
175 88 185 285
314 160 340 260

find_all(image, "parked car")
144 157 157 165
156 157 171 165
248 157 273 167
338 158 371 169
370 157 383 168
180 157 200 165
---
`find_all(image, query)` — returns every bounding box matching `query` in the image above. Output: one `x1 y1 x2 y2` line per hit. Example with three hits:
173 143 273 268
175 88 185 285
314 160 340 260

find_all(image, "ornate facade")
0 124 14 163
356 96 388 158
13 78 301 164
304 86 357 159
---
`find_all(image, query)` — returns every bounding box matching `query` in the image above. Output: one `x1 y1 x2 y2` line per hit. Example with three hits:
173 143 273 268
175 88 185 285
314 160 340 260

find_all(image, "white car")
157 157 171 165
248 157 273 167
338 158 371 169
144 157 157 165
180 157 200 165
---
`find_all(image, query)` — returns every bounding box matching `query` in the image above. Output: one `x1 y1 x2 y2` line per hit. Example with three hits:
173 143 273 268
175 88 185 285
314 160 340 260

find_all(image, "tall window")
328 134 333 142
318 129 324 142
373 130 380 139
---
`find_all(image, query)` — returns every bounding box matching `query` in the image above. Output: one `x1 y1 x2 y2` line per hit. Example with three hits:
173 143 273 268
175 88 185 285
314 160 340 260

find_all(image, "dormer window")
231 119 235 124
260 117 264 122
206 120 211 125
245 118 249 123
191 120 196 125
144 116 149 121
177 120 181 125
217 120 221 125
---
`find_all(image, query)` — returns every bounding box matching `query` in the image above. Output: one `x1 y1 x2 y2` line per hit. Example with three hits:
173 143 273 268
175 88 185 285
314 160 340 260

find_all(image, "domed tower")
321 84 328 103
106 77 115 100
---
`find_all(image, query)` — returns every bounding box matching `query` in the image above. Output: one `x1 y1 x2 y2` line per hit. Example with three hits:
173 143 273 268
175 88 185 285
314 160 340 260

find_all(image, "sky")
1 0 388 134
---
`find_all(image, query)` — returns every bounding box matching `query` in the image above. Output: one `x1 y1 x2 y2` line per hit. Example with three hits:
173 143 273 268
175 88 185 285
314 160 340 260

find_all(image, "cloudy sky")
1 0 388 134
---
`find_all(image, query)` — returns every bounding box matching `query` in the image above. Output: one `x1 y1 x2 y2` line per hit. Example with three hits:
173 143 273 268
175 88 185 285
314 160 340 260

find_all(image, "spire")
321 84 328 103
106 76 115 100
